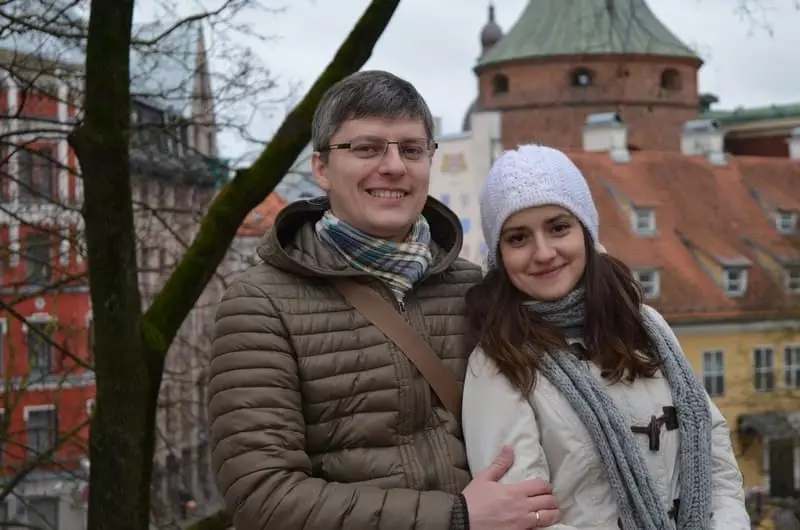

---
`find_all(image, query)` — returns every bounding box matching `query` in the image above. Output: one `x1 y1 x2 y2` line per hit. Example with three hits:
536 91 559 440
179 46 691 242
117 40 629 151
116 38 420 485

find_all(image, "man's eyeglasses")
320 136 438 161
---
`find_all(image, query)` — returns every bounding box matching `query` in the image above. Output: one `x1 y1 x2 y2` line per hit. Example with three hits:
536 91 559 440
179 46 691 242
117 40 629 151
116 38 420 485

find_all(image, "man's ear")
312 151 331 192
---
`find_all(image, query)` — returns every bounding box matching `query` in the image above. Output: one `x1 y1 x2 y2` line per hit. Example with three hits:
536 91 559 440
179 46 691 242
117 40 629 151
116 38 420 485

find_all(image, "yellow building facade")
676 319 800 492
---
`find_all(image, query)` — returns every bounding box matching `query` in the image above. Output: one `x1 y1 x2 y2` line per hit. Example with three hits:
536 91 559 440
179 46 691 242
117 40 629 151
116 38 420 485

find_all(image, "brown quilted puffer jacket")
208 196 482 530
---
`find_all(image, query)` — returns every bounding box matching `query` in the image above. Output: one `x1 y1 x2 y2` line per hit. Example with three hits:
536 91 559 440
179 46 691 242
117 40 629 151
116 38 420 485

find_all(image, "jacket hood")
256 196 465 279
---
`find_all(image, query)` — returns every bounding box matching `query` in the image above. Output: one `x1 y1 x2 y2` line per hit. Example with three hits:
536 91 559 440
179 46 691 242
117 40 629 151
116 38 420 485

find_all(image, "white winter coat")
462 316 750 529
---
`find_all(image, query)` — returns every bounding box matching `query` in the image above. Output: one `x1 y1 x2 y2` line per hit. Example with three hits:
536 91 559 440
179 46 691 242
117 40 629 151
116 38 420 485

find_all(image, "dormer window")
776 210 797 234
631 207 656 235
723 267 748 297
633 269 660 299
788 267 800 295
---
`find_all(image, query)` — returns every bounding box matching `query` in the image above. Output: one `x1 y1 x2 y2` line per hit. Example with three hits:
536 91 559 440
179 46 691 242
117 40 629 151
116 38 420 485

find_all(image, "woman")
462 144 749 529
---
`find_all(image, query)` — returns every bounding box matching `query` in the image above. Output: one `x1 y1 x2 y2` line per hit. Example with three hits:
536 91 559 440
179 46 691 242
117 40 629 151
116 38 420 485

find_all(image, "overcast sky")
187 0 800 161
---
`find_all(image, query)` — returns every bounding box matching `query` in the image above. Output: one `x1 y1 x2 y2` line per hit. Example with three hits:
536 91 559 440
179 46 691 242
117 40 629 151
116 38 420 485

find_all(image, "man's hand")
463 445 560 529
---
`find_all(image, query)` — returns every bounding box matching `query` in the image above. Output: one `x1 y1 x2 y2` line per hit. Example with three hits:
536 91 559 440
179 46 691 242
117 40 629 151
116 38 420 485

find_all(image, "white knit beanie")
480 144 600 269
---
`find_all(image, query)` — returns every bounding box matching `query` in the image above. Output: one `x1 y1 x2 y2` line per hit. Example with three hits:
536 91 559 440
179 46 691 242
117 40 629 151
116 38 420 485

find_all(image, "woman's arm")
707 397 751 529
462 347 577 529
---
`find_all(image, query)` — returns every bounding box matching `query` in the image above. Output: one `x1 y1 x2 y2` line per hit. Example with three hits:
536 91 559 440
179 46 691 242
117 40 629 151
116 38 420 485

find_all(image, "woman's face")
499 205 587 301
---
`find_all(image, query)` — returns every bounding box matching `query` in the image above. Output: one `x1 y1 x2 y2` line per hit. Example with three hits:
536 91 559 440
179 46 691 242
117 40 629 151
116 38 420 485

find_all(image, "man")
207 70 559 529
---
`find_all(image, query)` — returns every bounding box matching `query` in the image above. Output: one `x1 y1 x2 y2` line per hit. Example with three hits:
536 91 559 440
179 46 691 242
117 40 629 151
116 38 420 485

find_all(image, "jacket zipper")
377 281 440 490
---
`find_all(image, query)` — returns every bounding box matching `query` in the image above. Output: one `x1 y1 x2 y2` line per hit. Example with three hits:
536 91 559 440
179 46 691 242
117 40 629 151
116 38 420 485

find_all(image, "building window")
0 143 10 202
0 318 5 376
87 316 94 363
754 346 775 392
631 207 656 235
787 267 800 295
28 321 53 379
702 350 725 397
633 269 660 299
27 407 58 457
206 131 214 154
27 496 59 529
24 232 52 284
775 211 797 234
660 68 682 90
17 147 57 202
198 440 212 498
786 345 800 389
570 67 594 87
492 73 509 95
723 267 748 297
461 218 472 234
0 410 5 465
166 453 180 505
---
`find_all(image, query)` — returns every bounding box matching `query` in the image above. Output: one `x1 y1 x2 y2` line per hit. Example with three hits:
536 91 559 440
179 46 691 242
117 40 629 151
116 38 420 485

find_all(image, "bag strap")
331 278 462 423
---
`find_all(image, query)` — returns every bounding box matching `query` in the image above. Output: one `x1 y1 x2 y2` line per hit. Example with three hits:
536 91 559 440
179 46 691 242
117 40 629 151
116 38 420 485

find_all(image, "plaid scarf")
315 210 433 300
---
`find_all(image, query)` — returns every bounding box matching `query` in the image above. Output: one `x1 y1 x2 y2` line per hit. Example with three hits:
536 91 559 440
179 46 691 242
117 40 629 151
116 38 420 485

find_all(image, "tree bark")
69 0 148 529
72 1 401 528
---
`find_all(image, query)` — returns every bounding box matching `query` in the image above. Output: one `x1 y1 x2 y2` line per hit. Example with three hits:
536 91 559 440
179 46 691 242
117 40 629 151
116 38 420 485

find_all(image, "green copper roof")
478 0 699 67
701 103 800 125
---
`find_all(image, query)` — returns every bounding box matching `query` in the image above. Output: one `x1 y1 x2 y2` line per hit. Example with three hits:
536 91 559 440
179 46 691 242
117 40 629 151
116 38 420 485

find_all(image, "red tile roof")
566 151 800 324
238 192 287 237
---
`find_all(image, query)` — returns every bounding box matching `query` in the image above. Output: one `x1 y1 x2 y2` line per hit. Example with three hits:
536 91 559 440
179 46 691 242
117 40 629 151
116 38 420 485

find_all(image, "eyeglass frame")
318 136 439 161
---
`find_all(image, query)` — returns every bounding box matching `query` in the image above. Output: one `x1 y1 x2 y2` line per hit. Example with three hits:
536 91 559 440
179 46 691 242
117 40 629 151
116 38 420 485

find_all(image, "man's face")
312 117 432 241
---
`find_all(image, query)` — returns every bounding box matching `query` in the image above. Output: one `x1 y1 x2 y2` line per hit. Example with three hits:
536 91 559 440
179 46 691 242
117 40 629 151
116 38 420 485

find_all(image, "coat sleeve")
707 397 751 529
207 280 457 530
462 347 579 530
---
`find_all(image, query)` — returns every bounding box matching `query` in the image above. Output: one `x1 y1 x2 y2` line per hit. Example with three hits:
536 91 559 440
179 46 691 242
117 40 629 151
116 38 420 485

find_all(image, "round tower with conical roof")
471 0 702 152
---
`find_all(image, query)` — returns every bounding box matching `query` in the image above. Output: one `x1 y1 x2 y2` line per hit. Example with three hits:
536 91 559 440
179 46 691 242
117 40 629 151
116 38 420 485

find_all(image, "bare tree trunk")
69 0 147 528
70 1 401 528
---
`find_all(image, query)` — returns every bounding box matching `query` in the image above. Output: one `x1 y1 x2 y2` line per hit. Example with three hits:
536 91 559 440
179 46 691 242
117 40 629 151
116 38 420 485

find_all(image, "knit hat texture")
480 144 599 268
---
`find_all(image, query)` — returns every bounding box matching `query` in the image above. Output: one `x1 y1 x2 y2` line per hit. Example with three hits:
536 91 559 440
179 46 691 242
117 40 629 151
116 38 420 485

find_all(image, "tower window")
492 74 509 95
660 68 681 90
571 68 594 87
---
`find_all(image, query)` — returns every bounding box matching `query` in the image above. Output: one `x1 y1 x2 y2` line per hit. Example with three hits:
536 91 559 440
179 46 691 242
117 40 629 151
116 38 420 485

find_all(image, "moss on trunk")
70 1 149 529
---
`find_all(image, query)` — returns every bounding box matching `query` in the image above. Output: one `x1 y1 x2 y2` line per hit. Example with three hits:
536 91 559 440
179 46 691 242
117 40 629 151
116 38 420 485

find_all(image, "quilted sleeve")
207 279 457 530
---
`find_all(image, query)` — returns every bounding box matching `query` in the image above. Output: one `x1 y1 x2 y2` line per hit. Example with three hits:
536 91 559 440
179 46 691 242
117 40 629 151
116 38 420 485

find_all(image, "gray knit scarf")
525 287 712 529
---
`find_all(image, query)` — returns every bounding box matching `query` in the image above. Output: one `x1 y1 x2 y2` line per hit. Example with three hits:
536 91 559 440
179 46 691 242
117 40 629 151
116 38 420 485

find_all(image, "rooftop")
478 0 699 68
701 102 800 127
566 149 800 323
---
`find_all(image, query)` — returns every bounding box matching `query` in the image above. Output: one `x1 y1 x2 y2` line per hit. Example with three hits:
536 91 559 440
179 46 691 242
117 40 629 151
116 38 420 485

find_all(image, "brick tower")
468 0 703 152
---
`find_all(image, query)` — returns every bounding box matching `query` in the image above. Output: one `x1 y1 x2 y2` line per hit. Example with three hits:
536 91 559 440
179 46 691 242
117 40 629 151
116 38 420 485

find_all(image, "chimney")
433 116 443 139
681 119 726 165
788 127 800 160
583 112 630 163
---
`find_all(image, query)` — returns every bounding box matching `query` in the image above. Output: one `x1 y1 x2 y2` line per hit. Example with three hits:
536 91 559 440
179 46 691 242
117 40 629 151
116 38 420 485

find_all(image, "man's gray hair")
311 70 435 152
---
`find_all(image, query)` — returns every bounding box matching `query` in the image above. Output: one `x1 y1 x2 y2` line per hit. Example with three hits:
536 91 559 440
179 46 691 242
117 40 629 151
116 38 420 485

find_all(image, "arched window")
492 73 509 94
570 67 594 87
660 68 681 90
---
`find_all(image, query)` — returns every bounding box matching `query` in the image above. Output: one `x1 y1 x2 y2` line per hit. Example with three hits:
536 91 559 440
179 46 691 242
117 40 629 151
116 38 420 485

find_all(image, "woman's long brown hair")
466 230 660 394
